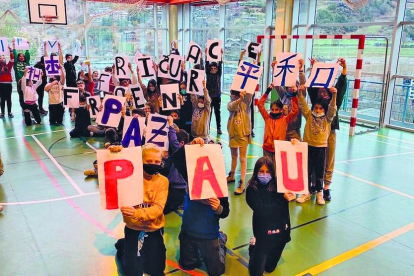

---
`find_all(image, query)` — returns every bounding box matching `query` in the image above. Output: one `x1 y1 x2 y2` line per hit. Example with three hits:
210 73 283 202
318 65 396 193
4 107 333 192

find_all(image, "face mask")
258 174 272 185
198 103 204 109
269 112 282 119
312 110 325 118
143 164 162 175
180 89 186 95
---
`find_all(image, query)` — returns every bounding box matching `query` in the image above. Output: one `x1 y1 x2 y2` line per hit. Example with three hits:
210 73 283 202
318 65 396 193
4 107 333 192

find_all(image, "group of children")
0 40 348 275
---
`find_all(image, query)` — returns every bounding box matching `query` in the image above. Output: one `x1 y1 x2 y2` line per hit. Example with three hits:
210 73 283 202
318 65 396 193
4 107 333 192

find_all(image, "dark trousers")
24 104 41 125
179 231 226 276
248 243 286 276
117 226 166 276
210 96 221 129
164 186 186 214
49 103 65 124
0 83 12 114
37 83 46 111
308 146 326 193
250 96 255 130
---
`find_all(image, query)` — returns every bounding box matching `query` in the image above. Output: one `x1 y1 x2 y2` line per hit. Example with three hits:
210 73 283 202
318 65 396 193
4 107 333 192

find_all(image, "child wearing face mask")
116 143 168 276
0 49 14 119
190 80 211 141
296 85 337 205
246 157 291 276
258 83 299 161
227 89 253 195
44 65 66 125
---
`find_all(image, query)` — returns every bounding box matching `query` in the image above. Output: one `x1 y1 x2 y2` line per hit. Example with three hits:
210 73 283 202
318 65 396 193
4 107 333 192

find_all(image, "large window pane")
190 30 219 49
225 1 266 27
390 78 414 129
398 25 414 75
191 4 219 28
404 0 414 21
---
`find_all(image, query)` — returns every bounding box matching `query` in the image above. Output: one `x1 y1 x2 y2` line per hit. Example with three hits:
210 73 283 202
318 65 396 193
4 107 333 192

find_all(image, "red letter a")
281 151 304 192
104 159 134 209
191 156 224 200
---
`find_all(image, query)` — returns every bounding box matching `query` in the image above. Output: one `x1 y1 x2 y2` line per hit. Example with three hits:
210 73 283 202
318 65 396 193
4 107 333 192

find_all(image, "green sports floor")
1 93 414 276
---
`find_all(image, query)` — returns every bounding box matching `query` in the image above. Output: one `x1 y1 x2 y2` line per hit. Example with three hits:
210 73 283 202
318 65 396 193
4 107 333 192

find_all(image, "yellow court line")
335 170 414 201
295 222 414 276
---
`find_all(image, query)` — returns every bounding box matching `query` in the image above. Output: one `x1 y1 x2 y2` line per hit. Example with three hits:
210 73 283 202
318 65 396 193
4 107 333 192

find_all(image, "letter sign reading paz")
274 140 309 194
96 95 126 128
185 144 228 200
97 146 144 210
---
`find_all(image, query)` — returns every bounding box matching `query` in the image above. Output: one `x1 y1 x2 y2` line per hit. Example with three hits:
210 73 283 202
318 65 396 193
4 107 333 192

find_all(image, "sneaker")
323 189 331 201
316 192 325 205
8 113 14 118
296 194 311 203
226 171 235 183
84 169 98 176
219 231 228 244
251 131 255 137
217 128 223 135
39 109 48 115
0 114 4 119
234 180 245 195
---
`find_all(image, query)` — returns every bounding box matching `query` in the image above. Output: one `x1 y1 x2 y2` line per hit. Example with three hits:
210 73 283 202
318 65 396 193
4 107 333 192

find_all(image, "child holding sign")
116 143 168 276
296 85 337 205
190 80 211 141
246 157 291 276
21 68 43 125
0 49 14 119
45 65 65 125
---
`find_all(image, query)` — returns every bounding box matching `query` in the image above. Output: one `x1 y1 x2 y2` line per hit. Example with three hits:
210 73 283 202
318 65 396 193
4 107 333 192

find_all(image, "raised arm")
59 64 65 85
22 69 27 92
87 64 93 82
227 91 245 112
327 87 338 122
258 85 272 120
297 85 311 119
72 55 79 65
33 72 43 90
43 41 48 58
202 80 211 109
285 94 299 123
58 42 63 65
25 49 30 65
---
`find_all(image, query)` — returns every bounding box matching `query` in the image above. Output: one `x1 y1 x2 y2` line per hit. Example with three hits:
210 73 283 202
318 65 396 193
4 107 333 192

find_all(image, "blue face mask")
257 174 272 185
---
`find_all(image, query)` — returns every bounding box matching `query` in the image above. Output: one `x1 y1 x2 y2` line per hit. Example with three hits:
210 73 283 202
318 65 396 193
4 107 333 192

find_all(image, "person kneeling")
115 143 168 276
21 68 43 126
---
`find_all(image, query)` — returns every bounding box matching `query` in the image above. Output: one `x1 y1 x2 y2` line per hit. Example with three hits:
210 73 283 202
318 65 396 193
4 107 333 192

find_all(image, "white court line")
368 133 414 145
0 129 68 141
356 136 414 151
31 135 85 195
335 151 414 164
0 192 99 206
335 170 414 200
85 142 98 152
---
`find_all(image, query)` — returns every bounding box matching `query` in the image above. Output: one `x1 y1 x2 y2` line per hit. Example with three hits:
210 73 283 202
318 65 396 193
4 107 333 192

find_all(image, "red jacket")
0 52 14 83
258 93 299 152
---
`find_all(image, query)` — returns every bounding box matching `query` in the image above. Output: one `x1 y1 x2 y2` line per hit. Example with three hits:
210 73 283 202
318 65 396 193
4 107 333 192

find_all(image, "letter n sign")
185 144 228 200
274 140 309 194
97 147 144 210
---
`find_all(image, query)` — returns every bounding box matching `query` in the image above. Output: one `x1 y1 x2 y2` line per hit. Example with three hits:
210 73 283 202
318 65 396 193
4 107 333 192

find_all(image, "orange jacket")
258 93 299 152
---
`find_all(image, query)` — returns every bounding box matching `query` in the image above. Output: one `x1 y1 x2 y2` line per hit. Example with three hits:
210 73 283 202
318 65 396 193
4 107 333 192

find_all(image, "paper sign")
26 66 42 81
114 86 127 97
245 42 262 60
13 37 29 50
158 54 183 81
63 87 80 108
145 113 169 150
185 144 228 200
186 42 203 64
135 55 156 79
305 62 340 88
274 140 309 194
44 55 61 76
187 69 205 96
273 52 302 87
206 40 222 62
122 116 146 148
130 84 146 109
97 146 144 210
114 55 130 79
230 61 263 94
0 37 9 55
98 72 112 93
160 84 181 111
96 95 126 127
87 95 101 119
45 40 59 53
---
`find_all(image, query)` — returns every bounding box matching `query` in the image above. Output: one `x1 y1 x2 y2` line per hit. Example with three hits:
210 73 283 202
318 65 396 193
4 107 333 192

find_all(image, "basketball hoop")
42 15 58 23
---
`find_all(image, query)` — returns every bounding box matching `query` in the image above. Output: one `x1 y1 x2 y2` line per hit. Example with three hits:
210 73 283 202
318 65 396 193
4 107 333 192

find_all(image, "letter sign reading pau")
206 40 222 62
97 147 144 210
274 140 309 194
96 95 126 128
114 55 130 79
185 144 228 200
87 95 100 119
160 84 181 111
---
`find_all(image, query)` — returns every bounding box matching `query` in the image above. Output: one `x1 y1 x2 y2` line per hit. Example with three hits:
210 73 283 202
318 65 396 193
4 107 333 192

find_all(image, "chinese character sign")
25 66 42 81
13 37 29 50
230 61 263 94
44 55 61 76
273 52 301 87
305 62 340 88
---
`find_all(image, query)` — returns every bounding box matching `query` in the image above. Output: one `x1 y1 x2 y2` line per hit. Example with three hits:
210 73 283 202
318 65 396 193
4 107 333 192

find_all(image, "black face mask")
269 112 282 119
143 164 162 175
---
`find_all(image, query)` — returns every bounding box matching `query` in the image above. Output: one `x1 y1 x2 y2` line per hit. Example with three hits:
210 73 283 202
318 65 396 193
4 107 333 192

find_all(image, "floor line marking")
31 135 85 195
295 222 414 276
357 136 414 151
0 129 68 141
0 192 99 206
78 136 98 152
335 151 414 164
335 170 414 200
368 133 414 145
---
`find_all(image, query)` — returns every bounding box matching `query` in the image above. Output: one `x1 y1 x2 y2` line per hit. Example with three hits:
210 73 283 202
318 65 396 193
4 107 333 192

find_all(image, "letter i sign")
185 144 228 200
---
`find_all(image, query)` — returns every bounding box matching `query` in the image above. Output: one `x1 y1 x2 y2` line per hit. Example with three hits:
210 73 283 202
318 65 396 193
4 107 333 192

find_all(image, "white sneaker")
316 192 325 205
296 194 311 203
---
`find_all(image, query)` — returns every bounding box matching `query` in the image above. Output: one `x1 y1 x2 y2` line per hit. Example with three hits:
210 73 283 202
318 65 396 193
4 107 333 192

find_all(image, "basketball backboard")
27 0 67 25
